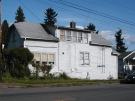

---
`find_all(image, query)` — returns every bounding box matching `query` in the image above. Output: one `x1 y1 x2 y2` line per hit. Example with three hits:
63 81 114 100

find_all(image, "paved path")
0 84 135 101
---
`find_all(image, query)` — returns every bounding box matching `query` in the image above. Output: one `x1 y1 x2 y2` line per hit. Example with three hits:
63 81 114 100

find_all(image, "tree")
44 8 58 26
4 48 34 78
15 6 25 23
86 23 96 31
2 20 9 48
115 29 127 53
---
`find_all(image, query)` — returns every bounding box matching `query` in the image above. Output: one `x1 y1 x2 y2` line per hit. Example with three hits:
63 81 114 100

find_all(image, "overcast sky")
2 0 135 50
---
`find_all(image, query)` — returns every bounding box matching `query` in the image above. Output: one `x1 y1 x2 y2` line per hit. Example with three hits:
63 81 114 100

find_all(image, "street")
0 84 135 101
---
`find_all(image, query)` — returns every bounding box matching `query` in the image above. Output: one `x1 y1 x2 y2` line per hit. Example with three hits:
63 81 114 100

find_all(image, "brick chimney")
70 21 76 28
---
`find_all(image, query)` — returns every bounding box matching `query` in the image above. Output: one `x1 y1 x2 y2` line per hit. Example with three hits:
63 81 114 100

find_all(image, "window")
33 53 55 65
72 31 77 42
66 31 72 41
80 52 90 65
60 30 65 41
83 33 88 43
78 32 83 43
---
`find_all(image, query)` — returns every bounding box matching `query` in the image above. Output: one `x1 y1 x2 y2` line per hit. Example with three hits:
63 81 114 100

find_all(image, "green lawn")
0 78 120 88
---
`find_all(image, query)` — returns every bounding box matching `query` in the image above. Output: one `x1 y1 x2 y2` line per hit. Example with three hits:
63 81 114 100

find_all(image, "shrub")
59 72 70 80
0 57 5 80
32 61 52 78
3 48 34 78
2 72 13 81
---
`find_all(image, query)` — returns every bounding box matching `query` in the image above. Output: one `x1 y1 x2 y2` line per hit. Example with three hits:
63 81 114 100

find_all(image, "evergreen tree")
2 20 9 48
15 6 25 23
44 8 58 26
86 23 96 31
115 29 127 53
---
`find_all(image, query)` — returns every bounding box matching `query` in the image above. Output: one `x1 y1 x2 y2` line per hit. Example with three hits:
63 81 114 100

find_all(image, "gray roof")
90 34 112 47
14 22 58 42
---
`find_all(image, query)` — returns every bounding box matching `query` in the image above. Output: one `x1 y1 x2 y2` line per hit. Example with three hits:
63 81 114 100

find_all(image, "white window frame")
80 52 90 66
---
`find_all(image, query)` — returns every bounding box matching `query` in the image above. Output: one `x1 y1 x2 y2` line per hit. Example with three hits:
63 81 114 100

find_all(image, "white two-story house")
7 22 119 80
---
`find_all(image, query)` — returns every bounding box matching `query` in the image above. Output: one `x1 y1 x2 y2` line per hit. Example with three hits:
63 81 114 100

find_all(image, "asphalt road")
0 84 135 101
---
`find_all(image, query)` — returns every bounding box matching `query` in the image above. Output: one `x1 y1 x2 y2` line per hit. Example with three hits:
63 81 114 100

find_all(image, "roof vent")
70 21 76 28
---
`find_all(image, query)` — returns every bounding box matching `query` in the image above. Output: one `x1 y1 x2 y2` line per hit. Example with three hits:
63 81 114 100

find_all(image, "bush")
3 48 34 78
2 72 13 81
32 61 52 78
59 72 70 80
0 58 5 80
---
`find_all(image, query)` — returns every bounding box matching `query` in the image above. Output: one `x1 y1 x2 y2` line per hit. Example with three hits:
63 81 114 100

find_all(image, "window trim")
80 51 90 66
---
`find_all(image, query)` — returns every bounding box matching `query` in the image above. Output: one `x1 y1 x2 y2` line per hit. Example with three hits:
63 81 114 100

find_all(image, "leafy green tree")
2 20 9 48
15 6 25 23
4 48 33 78
44 8 58 26
115 29 127 53
86 23 96 31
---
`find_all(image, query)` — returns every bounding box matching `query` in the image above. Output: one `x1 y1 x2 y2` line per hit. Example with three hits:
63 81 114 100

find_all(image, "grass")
1 78 119 83
0 78 120 88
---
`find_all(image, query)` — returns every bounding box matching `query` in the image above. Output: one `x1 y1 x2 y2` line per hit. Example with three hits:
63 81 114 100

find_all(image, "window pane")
80 60 84 65
84 53 89 65
48 54 54 62
66 31 72 41
80 52 84 65
83 34 88 43
42 53 48 61
72 31 77 42
84 53 89 60
78 32 83 43
34 53 41 61
60 30 65 41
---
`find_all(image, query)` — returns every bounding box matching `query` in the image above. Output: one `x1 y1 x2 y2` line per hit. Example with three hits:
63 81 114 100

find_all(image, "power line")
37 0 116 29
49 0 135 27
18 0 42 21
